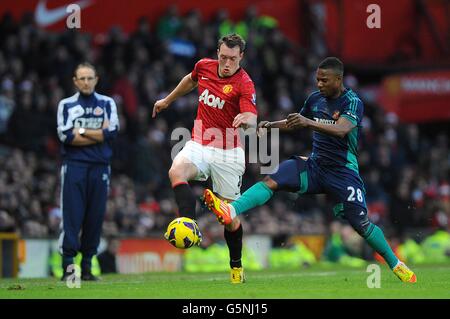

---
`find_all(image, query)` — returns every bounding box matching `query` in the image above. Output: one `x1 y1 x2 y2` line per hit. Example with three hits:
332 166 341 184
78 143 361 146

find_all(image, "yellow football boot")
393 262 417 283
230 267 246 284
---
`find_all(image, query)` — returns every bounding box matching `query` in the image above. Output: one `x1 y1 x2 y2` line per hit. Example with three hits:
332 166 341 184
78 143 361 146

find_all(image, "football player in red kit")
153 34 257 283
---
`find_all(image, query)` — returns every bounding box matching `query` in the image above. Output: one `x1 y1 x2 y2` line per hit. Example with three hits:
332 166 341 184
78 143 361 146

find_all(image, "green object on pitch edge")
269 242 317 269
397 239 426 264
421 230 450 263
49 252 101 278
322 233 366 267
184 243 262 272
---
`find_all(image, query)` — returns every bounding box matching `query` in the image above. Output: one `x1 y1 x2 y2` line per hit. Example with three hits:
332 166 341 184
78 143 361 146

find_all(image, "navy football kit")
270 89 370 234
57 91 119 274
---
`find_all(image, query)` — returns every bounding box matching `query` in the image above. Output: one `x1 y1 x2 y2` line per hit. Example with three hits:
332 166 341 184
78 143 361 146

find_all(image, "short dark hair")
74 62 97 77
218 33 246 53
318 57 344 77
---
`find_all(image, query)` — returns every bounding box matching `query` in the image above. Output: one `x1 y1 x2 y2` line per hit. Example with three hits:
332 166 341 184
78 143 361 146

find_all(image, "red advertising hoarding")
0 0 302 43
323 0 449 64
378 70 450 123
117 238 184 273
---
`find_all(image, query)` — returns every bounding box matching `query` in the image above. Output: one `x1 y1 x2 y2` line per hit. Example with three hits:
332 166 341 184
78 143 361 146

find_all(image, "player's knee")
225 217 241 232
343 206 371 237
168 166 178 182
350 218 371 238
262 176 278 191
169 164 186 182
169 159 198 183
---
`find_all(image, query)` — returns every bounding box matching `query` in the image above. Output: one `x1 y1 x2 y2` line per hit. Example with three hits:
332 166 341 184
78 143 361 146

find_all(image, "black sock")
62 257 74 275
81 257 92 274
173 182 197 219
224 223 243 268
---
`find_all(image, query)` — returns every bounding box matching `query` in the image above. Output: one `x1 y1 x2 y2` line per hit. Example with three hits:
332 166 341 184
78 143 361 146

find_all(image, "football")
164 217 202 249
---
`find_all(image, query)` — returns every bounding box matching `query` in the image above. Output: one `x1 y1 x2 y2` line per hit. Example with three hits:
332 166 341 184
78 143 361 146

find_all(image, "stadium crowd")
0 7 448 250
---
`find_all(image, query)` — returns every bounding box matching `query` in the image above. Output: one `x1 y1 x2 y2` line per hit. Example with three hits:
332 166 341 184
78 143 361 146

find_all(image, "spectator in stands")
0 209 16 232
156 5 182 41
98 237 120 274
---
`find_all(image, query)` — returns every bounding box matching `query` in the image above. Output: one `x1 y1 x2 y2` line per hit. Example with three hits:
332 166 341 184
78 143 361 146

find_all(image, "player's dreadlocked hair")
318 57 344 77
218 33 246 53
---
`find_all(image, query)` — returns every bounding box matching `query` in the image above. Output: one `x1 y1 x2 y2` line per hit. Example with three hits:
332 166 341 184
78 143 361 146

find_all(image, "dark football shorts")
269 156 370 232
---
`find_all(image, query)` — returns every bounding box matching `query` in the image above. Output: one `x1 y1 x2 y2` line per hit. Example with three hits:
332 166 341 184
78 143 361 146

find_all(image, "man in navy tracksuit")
57 62 119 281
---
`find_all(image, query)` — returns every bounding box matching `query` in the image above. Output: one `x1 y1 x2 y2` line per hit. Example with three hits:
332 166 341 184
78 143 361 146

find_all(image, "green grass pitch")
1 263 449 299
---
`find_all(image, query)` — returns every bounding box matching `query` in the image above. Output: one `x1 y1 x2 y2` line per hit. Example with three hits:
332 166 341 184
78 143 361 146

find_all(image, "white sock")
229 204 237 219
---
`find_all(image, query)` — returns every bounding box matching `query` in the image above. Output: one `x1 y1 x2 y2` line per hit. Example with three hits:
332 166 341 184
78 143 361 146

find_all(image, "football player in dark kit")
57 62 119 281
204 57 417 283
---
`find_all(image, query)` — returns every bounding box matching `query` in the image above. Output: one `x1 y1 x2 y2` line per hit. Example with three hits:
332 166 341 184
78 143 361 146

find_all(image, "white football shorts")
174 140 245 200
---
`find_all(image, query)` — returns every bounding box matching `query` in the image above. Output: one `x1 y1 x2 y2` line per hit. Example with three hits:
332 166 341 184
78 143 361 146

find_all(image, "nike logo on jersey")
199 89 225 109
35 0 93 27
201 76 209 80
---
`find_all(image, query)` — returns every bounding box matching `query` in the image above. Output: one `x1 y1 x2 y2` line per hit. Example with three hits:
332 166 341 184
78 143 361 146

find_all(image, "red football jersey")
190 58 257 149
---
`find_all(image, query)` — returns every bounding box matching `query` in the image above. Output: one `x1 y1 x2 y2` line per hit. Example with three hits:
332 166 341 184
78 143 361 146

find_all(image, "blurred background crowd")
0 4 448 255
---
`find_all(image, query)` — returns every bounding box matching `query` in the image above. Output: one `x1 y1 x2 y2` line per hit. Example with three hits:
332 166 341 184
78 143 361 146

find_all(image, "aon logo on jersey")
199 89 225 109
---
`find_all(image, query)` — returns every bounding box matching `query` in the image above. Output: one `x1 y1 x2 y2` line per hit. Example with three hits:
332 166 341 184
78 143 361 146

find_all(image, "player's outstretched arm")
257 119 294 136
232 112 257 129
262 119 288 129
286 113 355 138
152 73 198 118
